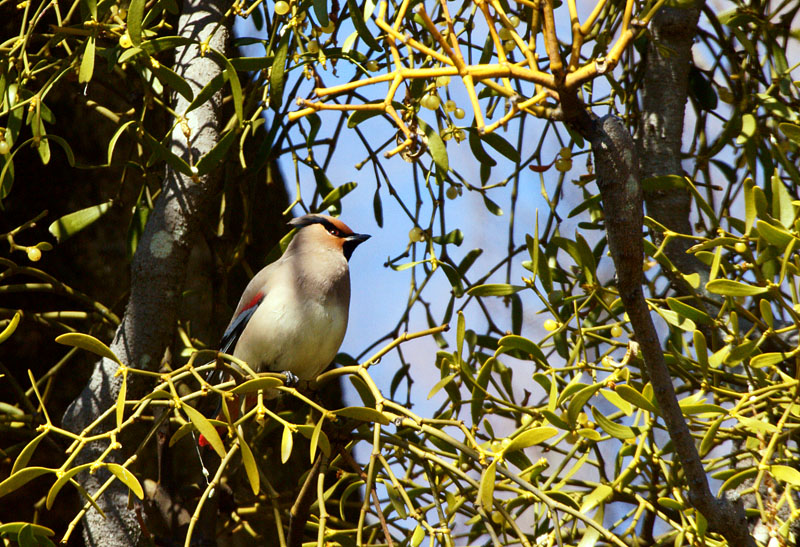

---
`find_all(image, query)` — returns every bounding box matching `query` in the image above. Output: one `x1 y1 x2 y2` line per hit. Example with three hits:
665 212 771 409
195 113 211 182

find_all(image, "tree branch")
584 114 755 547
62 0 232 544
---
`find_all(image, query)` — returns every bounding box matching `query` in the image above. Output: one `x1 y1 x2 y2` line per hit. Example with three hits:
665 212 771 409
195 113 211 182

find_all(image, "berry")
543 319 558 331
559 146 572 159
365 60 379 71
503 40 514 53
554 158 572 172
27 247 42 262
0 140 9 155
610 325 623 338
436 75 450 87
119 33 132 48
498 27 511 41
319 21 335 33
421 93 440 110
734 241 747 253
509 15 520 27
444 100 456 112
274 1 290 15
307 40 319 53
408 227 424 242
446 186 459 199
453 108 465 119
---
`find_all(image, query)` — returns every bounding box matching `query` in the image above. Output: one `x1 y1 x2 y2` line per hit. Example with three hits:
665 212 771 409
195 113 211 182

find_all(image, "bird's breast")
232 274 350 379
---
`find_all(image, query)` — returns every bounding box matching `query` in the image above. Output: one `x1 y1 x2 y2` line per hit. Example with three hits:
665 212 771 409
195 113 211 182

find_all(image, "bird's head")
288 214 371 260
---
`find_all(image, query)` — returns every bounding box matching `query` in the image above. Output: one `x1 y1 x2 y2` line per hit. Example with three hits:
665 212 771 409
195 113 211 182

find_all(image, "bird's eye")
329 228 341 237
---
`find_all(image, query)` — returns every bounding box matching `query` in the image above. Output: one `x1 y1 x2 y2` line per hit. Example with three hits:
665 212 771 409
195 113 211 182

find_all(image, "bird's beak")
343 233 370 260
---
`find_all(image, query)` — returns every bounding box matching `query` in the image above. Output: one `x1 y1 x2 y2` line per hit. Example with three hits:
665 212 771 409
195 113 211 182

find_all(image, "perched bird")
197 214 369 447
219 213 370 381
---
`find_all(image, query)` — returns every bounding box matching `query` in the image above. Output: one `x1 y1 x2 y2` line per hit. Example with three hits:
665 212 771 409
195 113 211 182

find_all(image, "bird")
197 214 369 446
219 213 370 382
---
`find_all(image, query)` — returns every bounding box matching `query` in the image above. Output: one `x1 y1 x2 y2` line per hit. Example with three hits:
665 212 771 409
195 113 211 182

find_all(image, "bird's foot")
281 371 299 387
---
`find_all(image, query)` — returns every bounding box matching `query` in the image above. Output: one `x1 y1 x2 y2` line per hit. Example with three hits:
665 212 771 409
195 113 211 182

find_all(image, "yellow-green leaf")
236 428 260 494
127 0 145 46
478 459 497 509
580 483 613 513
615 384 659 414
49 201 113 243
46 463 92 509
600 389 632 416
706 279 768 296
467 284 525 296
770 465 800 486
334 406 391 425
230 377 283 394
0 523 54 538
504 427 557 453
0 467 53 498
183 404 226 458
79 35 96 84
591 406 636 440
0 311 21 344
280 424 293 464
116 370 127 428
107 464 144 499
55 332 120 364
427 373 457 400
11 431 47 475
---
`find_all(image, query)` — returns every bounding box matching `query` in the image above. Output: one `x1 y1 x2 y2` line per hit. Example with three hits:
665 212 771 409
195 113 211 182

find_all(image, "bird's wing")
219 290 265 354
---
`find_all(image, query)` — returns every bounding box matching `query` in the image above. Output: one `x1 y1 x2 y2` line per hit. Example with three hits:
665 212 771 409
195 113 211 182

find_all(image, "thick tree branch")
582 114 755 547
62 0 232 544
636 7 708 289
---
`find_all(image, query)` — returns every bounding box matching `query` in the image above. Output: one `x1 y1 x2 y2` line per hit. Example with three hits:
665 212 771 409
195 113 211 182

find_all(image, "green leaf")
706 279 768 296
468 129 496 167
0 311 21 345
541 409 569 430
333 406 391 425
83 0 97 18
779 122 800 145
482 131 520 163
236 428 260 494
10 432 47 476
467 284 525 296
195 128 237 175
116 371 127 427
318 182 357 212
183 404 226 458
580 484 612 513
410 525 425 547
0 523 54 539
591 406 636 439
280 424 293 463
127 0 145 47
186 72 226 114
230 377 283 394
497 335 547 366
600 389 632 416
719 468 757 493
55 332 120 364
653 305 696 332
503 427 557 453
313 0 329 26
346 0 381 50
151 63 193 102
269 30 291 110
478 459 496 509
471 358 493 424
771 169 795 227
79 35 96 84
750 351 794 368
482 195 503 216
743 178 756 235
770 465 800 486
756 219 796 248
567 383 602 427
679 403 727 415
107 464 144 499
419 119 448 173
347 105 384 128
107 120 136 165
48 200 113 243
699 416 724 457
615 384 659 414
46 463 92 509
296 424 330 457
666 297 714 326
0 467 53 498
428 373 457 400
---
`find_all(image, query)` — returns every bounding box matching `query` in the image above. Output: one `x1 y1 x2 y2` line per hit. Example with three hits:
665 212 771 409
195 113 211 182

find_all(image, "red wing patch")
241 292 265 313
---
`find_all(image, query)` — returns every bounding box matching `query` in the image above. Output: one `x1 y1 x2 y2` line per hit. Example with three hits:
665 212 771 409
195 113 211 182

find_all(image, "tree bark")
636 7 708 289
62 0 232 544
